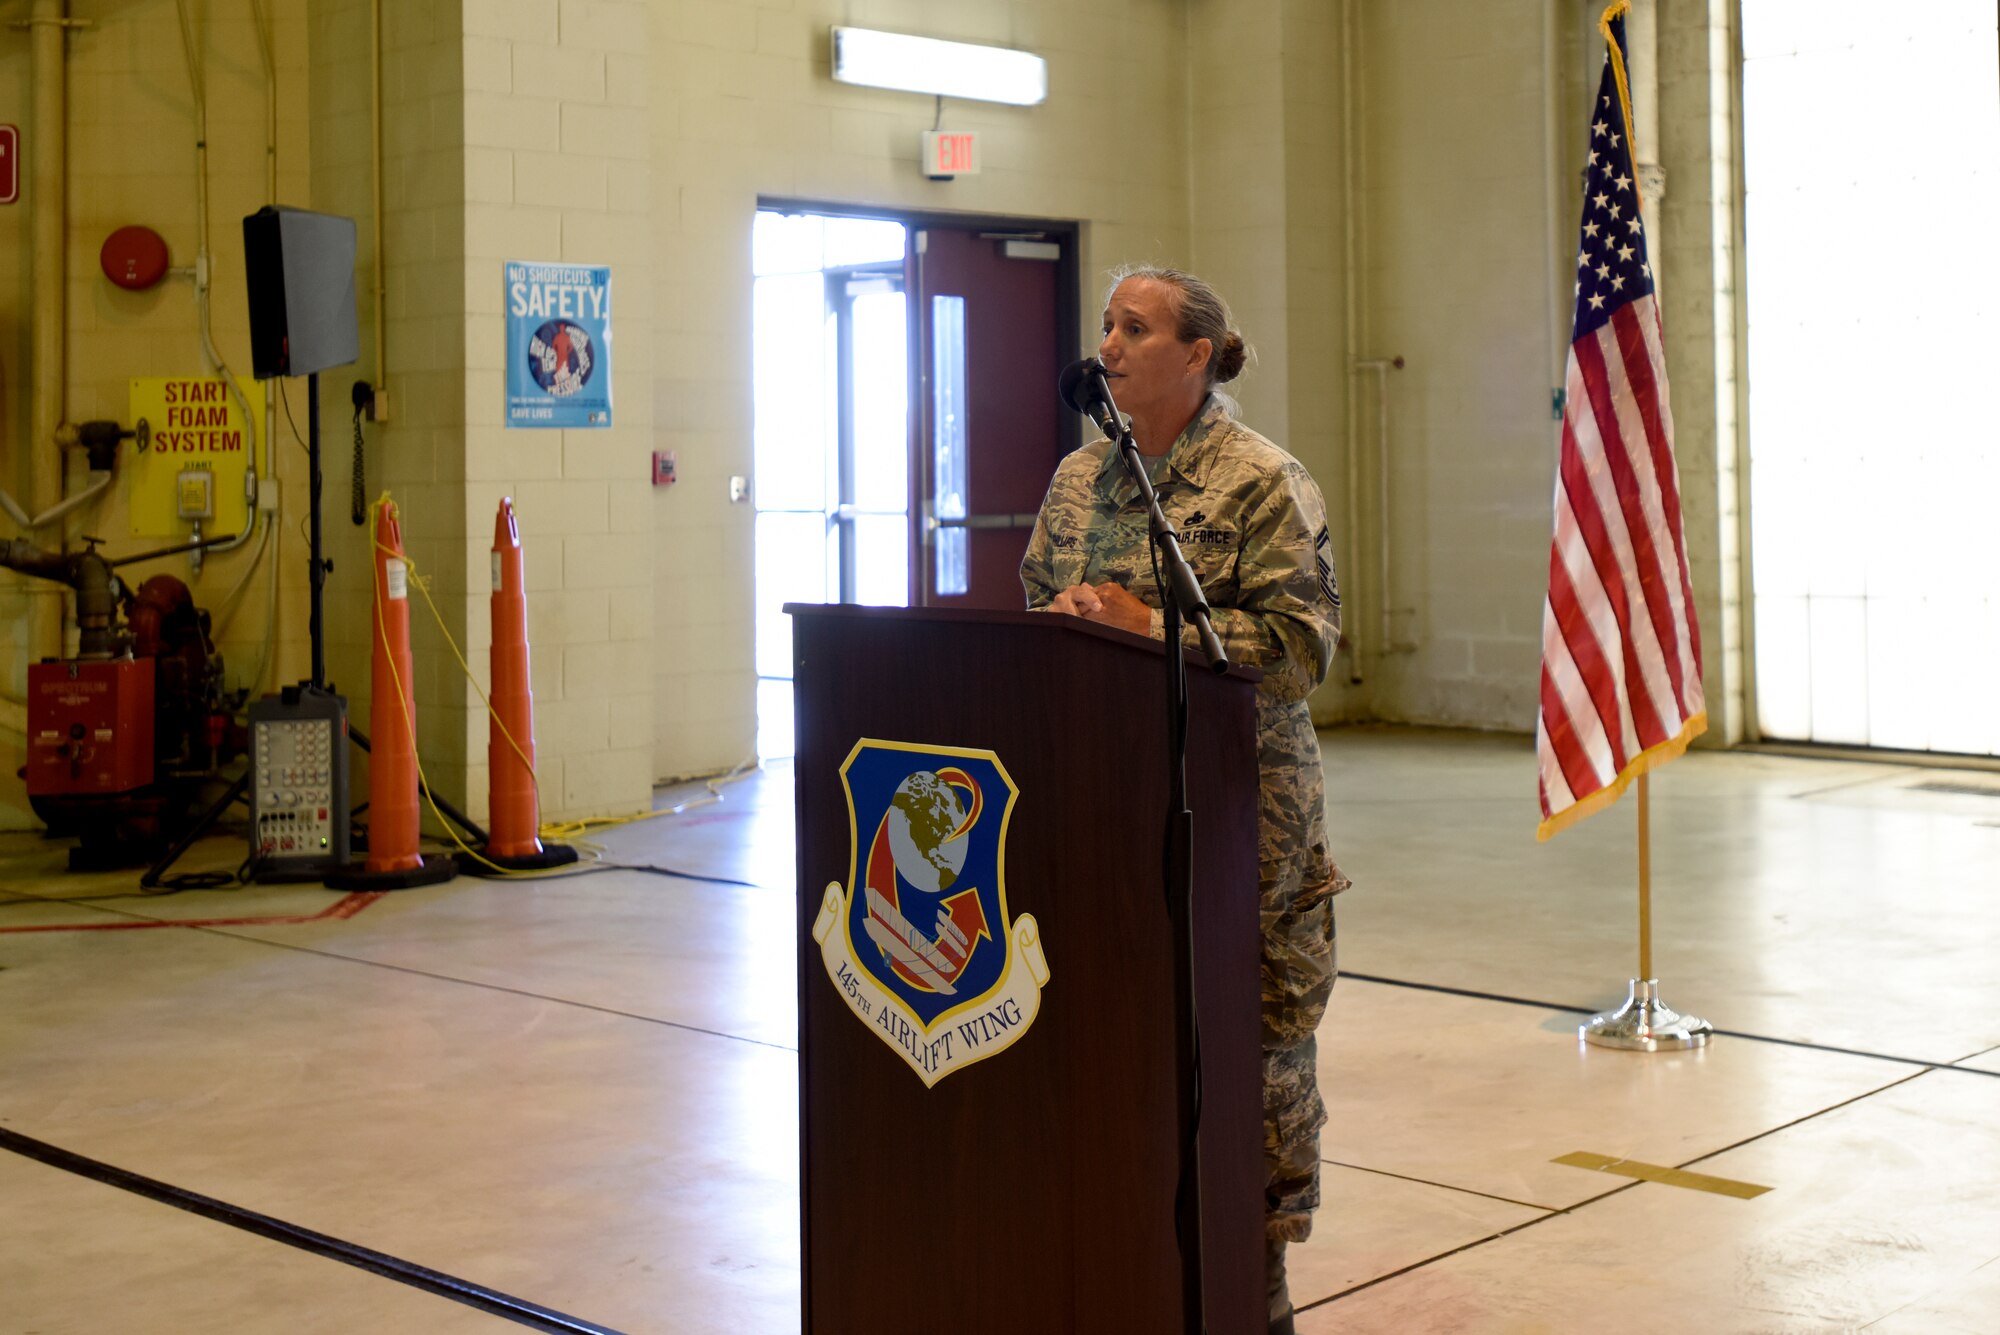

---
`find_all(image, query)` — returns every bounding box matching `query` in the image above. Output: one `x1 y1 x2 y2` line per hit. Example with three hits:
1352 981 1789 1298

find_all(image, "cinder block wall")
459 0 656 818
310 0 657 826
1185 0 1361 723
0 0 315 829
1349 0 1577 732
308 0 479 825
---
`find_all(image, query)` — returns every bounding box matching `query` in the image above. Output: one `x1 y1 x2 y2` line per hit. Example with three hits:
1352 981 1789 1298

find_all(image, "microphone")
1057 357 1122 437
1056 361 1228 672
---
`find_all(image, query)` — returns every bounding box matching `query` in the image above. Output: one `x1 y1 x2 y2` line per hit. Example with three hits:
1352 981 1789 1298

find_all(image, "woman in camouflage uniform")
1021 267 1345 1335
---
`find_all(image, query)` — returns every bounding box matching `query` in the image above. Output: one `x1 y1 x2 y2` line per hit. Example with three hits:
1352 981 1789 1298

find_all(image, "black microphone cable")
349 381 372 526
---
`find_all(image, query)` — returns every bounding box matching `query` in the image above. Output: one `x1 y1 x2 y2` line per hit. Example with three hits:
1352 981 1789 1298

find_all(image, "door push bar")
919 501 1040 538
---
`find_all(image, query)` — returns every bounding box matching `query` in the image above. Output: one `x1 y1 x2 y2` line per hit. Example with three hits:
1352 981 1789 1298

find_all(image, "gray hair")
1105 265 1250 387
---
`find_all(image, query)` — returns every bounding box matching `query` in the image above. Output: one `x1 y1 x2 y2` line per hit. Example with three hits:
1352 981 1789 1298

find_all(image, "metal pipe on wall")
249 0 276 202
1725 0 1759 743
26 0 70 662
0 471 113 531
1354 356 1412 658
1338 0 1364 684
1542 0 1567 390
370 0 388 417
1627 0 1665 291
250 0 279 558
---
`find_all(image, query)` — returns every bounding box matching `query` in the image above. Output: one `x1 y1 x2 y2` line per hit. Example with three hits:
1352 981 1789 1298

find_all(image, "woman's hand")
1048 584 1103 618
1085 581 1154 634
1050 581 1152 635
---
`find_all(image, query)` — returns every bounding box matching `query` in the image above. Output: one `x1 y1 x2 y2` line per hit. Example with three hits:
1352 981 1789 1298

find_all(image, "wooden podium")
788 604 1266 1335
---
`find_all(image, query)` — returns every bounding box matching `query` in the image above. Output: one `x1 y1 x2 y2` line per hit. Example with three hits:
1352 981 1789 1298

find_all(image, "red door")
908 228 1071 609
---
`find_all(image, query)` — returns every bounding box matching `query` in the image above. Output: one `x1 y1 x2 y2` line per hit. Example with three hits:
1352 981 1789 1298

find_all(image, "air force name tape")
813 739 1050 1088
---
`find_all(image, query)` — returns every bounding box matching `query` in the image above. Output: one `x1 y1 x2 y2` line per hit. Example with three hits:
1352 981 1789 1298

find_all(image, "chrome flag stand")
1580 774 1711 1050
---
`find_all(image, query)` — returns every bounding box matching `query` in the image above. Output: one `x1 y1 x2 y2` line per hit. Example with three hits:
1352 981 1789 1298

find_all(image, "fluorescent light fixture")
830 27 1047 106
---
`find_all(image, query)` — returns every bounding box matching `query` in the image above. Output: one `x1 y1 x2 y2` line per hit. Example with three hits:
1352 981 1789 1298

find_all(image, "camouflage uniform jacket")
1020 396 1342 810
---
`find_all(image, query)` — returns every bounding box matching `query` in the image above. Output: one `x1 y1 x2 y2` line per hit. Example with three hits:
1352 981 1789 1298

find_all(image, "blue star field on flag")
1572 13 1654 344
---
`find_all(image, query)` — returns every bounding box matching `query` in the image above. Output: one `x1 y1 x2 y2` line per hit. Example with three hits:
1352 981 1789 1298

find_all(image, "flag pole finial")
1598 2 1643 214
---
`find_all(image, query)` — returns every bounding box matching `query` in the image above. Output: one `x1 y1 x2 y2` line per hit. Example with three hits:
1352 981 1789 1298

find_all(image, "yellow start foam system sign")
127 377 262 539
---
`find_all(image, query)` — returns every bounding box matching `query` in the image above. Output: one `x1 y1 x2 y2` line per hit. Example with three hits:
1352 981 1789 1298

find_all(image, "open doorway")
1742 2 2000 754
750 206 1078 759
750 212 910 759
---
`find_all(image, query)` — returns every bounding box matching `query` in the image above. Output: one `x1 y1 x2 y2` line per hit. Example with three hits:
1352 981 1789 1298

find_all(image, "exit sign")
0 126 17 205
922 130 981 180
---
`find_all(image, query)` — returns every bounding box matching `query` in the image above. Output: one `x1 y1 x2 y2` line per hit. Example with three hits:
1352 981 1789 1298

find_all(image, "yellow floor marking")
1553 1151 1773 1199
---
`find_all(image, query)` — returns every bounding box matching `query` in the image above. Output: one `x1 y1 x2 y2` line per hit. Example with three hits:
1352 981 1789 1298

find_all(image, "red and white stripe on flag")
1537 296 1706 839
1537 3 1704 840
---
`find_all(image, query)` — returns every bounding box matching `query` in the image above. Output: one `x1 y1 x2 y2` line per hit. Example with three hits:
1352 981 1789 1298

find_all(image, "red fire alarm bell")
101 225 171 291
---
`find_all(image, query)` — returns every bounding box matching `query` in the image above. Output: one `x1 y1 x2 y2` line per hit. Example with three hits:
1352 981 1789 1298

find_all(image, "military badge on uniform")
812 740 1050 1087
1315 526 1341 612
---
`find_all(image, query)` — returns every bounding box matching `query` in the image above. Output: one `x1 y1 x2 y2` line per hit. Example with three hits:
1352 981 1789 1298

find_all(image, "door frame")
757 198 1085 605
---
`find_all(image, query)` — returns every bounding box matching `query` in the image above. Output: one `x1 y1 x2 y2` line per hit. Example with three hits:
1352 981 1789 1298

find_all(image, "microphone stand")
1088 378 1228 1335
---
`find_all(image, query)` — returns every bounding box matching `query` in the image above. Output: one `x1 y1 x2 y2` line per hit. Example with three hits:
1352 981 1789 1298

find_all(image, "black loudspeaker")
242 206 360 380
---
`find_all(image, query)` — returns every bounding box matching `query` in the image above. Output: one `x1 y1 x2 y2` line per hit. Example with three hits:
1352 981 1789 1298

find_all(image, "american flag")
1536 2 1706 840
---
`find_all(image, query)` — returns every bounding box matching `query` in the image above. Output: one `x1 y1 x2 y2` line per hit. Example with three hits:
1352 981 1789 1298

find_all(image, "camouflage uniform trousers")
1259 693 1346 1244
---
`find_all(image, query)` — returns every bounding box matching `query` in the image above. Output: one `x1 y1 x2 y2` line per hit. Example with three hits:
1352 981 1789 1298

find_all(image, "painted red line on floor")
0 891 387 935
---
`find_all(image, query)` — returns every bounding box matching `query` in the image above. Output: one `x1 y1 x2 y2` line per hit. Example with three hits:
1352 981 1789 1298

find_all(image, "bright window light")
830 27 1047 106
1744 0 2000 755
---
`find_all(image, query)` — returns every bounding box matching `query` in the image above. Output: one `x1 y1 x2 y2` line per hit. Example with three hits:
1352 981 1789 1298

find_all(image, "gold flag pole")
1638 772 1651 981
1581 773 1714 1050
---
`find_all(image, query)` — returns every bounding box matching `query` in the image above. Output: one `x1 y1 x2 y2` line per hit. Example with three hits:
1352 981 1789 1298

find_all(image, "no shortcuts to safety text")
508 272 609 321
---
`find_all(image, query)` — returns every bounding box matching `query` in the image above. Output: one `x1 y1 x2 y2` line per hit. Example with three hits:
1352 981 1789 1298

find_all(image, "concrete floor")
2 725 1997 1333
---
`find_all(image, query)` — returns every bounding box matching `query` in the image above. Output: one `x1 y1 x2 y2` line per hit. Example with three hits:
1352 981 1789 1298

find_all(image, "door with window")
909 227 1072 609
753 210 1076 756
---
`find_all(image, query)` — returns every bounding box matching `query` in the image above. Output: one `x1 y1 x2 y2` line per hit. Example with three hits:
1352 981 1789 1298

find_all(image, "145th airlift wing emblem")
812 740 1050 1088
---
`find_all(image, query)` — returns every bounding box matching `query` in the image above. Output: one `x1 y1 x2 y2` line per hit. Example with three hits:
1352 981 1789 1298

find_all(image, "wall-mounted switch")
176 468 216 521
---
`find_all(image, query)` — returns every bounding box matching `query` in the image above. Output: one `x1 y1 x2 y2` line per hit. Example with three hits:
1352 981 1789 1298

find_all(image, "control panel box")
249 688 350 875
26 658 156 796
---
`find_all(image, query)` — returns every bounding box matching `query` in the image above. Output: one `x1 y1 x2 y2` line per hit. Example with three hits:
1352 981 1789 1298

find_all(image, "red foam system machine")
4 517 242 869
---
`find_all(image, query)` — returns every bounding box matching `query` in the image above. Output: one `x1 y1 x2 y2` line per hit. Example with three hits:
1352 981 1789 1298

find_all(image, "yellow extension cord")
366 494 759 879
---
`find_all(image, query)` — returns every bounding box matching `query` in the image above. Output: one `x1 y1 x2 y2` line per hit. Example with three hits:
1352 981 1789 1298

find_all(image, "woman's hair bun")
1212 331 1248 384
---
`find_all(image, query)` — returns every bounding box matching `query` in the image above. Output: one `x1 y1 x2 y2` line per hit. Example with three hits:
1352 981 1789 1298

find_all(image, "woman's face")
1097 278 1211 424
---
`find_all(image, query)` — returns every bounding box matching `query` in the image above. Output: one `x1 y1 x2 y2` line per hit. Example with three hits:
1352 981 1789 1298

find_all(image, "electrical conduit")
173 0 262 569
1339 0 1364 684
25 0 69 662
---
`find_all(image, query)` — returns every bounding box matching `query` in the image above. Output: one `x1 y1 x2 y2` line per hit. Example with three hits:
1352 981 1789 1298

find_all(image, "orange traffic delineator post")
460 497 575 872
327 498 455 891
